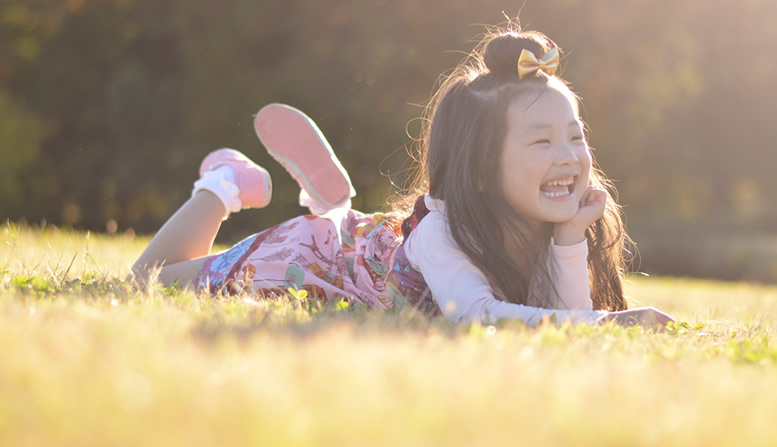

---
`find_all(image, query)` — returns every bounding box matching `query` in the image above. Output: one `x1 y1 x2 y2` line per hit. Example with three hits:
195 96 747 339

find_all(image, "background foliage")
2 0 777 280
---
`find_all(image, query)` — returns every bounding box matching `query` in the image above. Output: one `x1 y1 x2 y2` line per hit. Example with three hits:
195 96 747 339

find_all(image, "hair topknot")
482 30 559 77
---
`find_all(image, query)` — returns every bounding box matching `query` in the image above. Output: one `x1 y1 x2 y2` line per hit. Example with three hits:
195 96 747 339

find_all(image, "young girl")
132 28 673 328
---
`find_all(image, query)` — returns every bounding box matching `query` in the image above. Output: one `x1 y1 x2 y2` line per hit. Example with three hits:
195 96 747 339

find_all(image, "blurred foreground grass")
2 222 777 446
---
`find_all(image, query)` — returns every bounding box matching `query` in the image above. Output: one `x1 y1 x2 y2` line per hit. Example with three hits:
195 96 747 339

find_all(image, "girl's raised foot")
254 104 355 212
199 148 272 209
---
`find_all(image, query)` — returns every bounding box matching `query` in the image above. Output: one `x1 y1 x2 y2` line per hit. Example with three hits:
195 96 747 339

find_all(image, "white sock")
192 165 241 220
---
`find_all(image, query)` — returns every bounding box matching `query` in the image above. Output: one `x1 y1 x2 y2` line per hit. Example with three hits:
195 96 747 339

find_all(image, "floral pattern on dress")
196 210 403 310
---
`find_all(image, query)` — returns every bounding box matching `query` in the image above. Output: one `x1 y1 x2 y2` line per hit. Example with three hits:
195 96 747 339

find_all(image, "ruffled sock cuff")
192 166 241 220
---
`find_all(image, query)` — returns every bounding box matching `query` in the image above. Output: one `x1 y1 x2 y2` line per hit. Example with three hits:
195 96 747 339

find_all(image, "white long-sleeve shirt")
403 195 607 326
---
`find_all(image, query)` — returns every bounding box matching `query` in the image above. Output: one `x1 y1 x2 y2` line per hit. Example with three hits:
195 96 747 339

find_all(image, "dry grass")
2 222 776 446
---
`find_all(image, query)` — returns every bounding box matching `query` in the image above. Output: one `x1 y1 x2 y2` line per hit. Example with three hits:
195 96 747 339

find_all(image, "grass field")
2 222 777 446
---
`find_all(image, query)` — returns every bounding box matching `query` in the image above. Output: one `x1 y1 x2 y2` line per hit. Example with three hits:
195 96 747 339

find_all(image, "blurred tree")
15 0 187 228
0 0 75 220
3 0 777 280
0 89 50 218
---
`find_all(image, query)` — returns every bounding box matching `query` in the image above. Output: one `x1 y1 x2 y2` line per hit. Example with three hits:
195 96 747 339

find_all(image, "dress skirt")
194 209 401 309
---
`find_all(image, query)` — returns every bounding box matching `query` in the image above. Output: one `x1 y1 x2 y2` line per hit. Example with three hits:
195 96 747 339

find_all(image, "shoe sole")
253 104 354 209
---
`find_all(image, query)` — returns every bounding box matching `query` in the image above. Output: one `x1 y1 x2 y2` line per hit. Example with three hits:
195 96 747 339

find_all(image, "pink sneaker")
199 148 272 209
254 104 355 211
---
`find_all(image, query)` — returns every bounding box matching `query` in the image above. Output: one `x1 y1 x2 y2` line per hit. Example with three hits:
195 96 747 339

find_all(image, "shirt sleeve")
403 211 606 326
545 239 594 310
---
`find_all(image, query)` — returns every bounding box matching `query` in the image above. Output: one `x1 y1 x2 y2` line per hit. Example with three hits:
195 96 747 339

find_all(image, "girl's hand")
553 186 607 246
597 307 675 329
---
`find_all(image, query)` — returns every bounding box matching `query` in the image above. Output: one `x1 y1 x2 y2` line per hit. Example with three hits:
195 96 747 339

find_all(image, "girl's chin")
542 209 579 224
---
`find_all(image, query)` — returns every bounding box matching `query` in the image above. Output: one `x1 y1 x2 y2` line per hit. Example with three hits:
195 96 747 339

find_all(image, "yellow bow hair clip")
517 48 560 80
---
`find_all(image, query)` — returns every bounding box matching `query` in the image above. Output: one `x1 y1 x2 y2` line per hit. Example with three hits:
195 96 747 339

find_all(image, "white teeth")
543 177 575 186
542 191 571 198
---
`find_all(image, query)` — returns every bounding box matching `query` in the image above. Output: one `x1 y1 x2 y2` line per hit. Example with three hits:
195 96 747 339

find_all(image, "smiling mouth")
540 176 576 198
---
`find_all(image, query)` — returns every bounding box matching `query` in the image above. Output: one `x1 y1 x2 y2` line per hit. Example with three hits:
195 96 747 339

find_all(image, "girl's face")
500 88 591 226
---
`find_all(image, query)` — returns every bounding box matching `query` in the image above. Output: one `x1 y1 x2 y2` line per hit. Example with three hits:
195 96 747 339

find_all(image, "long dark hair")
392 27 628 311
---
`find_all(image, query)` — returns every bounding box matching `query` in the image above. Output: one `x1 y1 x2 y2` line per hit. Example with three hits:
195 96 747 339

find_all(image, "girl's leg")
131 148 272 287
136 103 353 287
131 191 225 286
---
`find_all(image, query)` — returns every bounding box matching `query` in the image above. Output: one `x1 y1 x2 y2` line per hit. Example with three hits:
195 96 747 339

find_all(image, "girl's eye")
571 135 585 142
531 139 551 146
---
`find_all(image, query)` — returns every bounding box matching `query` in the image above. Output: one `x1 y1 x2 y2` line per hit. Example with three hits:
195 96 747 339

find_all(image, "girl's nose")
554 143 579 165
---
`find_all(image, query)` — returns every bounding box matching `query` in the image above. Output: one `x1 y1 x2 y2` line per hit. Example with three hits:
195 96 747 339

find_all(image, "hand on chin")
552 186 607 246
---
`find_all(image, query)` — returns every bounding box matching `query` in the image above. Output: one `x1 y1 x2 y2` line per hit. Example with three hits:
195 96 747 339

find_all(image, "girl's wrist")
553 224 586 246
